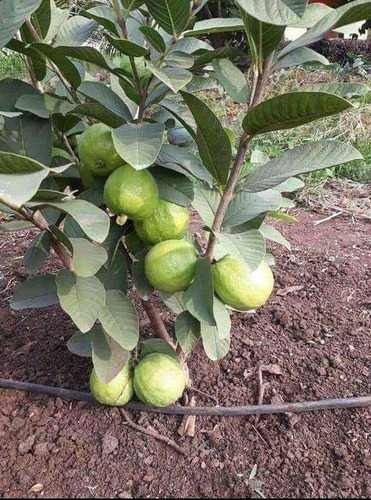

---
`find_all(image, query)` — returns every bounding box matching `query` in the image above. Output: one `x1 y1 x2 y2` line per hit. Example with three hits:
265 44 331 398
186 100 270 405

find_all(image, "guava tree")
1 0 370 407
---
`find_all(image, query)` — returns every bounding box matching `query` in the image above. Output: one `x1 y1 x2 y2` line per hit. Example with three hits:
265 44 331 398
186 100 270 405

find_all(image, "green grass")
0 52 27 80
336 141 371 183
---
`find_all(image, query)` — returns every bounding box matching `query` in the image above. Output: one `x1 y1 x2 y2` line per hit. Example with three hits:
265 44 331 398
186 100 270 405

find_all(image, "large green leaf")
31 43 82 88
10 274 58 310
23 231 51 272
157 144 213 185
104 34 148 57
223 190 282 228
91 326 131 384
279 0 371 57
183 257 216 327
77 81 132 121
70 238 108 277
98 290 139 351
151 166 194 206
144 0 191 37
139 25 166 53
0 0 42 50
32 0 51 39
30 200 110 243
201 298 231 361
239 9 286 64
259 223 291 250
213 230 266 271
192 184 221 227
0 152 71 207
175 311 200 355
97 251 128 294
112 123 164 170
55 15 97 46
68 103 125 128
184 18 245 36
0 220 34 232
181 92 232 186
67 329 93 358
16 93 74 119
243 141 363 193
235 0 307 26
191 47 240 72
56 269 106 333
0 78 52 165
147 63 193 93
243 92 352 136
161 291 185 314
274 47 330 70
213 59 249 104
83 6 120 36
141 339 178 360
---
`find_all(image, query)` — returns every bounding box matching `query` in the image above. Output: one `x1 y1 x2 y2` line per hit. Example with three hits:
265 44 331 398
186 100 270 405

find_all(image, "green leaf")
67 329 93 358
112 123 164 170
274 47 330 70
55 15 97 46
184 18 245 36
70 238 108 278
31 43 82 88
235 0 307 26
97 251 128 294
191 47 240 72
0 152 71 207
183 257 216 327
201 298 231 361
214 230 266 271
23 231 51 272
0 220 34 232
175 311 200 355
10 275 58 310
123 0 144 11
77 81 132 121
213 59 249 104
16 93 74 119
147 63 193 93
192 184 221 227
68 103 125 128
104 34 148 57
181 92 232 186
83 6 119 36
98 290 139 351
239 9 285 64
144 0 191 37
151 166 194 206
0 78 52 165
280 0 371 57
243 92 352 136
132 250 154 301
91 326 131 384
0 0 42 50
167 51 195 69
101 221 127 265
56 269 106 333
243 141 363 193
139 25 166 53
30 200 110 243
301 83 370 99
141 339 178 359
259 223 291 250
161 292 185 314
273 177 304 193
157 144 213 185
32 0 51 39
223 190 282 228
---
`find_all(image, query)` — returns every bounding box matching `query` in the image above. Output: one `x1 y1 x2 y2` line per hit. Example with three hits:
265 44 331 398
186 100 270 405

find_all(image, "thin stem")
204 52 275 259
53 128 79 165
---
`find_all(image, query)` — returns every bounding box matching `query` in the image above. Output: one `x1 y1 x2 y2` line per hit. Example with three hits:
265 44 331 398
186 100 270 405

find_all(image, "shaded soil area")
0 208 370 498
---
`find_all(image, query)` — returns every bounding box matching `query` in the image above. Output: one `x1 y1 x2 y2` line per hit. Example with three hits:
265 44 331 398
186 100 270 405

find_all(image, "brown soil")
0 207 370 499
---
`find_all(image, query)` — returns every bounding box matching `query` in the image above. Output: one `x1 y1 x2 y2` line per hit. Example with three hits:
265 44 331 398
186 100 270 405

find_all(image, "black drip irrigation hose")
1 378 371 416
